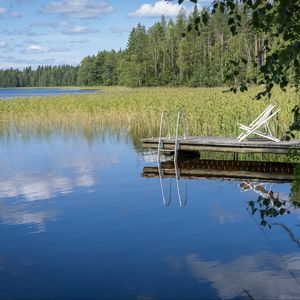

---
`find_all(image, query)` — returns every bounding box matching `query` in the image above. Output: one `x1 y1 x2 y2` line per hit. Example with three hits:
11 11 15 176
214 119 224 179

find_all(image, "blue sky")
0 0 204 69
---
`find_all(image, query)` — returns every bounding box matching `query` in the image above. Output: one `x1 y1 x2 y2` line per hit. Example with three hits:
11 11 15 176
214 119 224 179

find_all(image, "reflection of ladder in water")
157 110 187 207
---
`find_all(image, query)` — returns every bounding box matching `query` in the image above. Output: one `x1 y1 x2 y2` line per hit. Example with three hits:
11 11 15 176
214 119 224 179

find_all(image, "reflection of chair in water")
240 180 291 211
237 104 281 142
239 181 278 201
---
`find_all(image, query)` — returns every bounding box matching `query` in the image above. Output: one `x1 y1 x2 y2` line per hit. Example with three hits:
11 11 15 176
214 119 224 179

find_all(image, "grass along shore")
0 86 299 140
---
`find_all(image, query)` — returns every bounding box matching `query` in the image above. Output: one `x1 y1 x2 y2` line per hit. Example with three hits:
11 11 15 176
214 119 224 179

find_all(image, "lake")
0 88 98 99
1 128 300 299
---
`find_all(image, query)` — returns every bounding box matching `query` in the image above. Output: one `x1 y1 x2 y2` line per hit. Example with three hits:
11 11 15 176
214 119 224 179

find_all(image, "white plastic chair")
237 104 281 142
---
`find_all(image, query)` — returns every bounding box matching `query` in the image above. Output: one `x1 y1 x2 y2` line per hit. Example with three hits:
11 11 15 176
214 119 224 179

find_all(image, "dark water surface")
0 88 98 99
1 130 300 299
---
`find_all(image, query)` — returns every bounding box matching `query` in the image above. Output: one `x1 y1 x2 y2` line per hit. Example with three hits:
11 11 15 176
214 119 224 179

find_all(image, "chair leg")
239 129 280 142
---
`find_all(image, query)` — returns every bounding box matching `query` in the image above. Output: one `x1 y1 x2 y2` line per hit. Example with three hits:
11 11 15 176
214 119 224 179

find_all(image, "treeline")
1 6 266 88
78 6 257 87
0 65 78 87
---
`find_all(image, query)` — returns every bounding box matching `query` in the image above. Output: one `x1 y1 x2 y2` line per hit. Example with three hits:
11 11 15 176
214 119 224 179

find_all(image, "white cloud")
0 7 6 14
57 21 99 35
186 253 300 299
0 172 72 201
0 201 59 232
61 25 98 35
0 41 8 48
26 44 48 53
143 151 158 163
43 0 114 19
23 44 70 54
129 0 183 18
212 203 244 224
0 153 117 201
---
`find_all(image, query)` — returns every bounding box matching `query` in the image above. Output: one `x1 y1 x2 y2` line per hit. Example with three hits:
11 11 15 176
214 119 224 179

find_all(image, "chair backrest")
249 104 275 129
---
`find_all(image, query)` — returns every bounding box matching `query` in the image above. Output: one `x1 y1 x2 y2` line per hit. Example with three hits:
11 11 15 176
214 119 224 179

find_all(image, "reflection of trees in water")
0 118 159 147
0 120 297 163
291 164 300 206
247 187 293 227
245 164 300 229
240 178 300 295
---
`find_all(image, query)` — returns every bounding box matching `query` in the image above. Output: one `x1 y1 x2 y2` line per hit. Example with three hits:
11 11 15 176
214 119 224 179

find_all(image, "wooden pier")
142 158 296 182
141 136 300 154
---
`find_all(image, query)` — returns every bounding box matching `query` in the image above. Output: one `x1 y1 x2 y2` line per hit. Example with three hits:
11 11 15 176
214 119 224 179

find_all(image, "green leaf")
241 58 248 65
261 220 267 227
230 25 236 35
228 18 235 25
202 12 209 24
279 208 286 215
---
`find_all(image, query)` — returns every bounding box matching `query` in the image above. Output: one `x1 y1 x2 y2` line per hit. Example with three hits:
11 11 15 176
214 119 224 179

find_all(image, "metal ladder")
157 109 187 162
157 110 187 207
157 110 172 206
174 109 187 161
157 110 171 164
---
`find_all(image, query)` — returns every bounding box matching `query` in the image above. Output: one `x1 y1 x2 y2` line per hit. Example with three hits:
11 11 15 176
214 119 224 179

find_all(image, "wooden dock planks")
142 159 296 182
141 136 300 154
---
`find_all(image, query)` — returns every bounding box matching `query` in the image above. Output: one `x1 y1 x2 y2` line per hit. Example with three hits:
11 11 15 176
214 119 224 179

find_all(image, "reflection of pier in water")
142 158 296 207
143 158 296 182
142 155 300 291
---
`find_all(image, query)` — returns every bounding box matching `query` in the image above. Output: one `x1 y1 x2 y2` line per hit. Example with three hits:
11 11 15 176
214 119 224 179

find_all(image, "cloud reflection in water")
0 139 119 231
0 202 58 232
186 253 300 299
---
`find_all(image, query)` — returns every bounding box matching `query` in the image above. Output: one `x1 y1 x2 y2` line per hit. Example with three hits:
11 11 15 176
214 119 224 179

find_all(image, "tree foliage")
77 6 258 87
173 0 300 139
1 1 299 99
0 65 78 87
0 5 265 88
174 0 300 98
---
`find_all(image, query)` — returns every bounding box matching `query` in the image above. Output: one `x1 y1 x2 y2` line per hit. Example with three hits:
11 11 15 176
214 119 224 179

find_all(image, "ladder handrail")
157 110 171 164
174 158 187 207
158 162 172 207
174 109 187 207
156 109 188 207
174 109 187 162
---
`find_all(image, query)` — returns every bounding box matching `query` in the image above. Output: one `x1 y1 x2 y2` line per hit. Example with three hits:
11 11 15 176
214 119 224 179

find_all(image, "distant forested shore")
0 65 79 88
0 5 296 88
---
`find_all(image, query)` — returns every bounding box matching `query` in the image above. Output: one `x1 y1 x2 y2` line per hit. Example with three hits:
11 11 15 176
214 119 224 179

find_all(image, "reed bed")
0 86 299 141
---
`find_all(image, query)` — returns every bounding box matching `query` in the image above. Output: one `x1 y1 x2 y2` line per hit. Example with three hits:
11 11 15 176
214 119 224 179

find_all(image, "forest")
0 65 78 88
0 5 290 88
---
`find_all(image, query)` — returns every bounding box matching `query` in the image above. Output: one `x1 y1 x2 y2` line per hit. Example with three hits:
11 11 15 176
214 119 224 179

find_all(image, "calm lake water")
1 129 300 299
0 88 98 99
